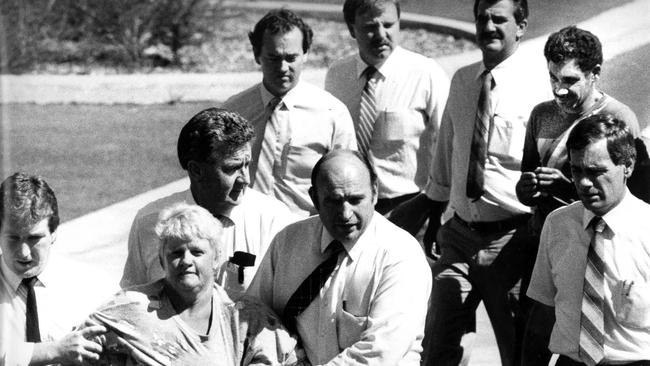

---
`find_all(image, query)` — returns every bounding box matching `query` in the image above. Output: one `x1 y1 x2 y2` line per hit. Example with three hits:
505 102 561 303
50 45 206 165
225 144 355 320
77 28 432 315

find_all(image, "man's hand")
34 325 107 365
534 167 571 191
516 171 540 206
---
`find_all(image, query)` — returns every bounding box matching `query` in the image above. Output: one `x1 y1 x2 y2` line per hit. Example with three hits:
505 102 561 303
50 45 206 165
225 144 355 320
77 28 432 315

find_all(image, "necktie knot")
327 240 344 256
22 277 38 289
268 97 282 112
363 66 378 84
591 216 606 233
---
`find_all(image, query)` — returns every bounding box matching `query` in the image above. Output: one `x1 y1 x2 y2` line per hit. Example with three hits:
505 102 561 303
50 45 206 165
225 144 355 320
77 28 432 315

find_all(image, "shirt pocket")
336 309 368 350
489 113 526 161
612 280 650 329
372 109 423 159
281 144 325 182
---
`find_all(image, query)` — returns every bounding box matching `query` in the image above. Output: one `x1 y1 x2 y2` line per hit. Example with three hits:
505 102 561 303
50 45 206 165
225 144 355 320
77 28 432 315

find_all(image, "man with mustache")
222 9 356 217
527 114 650 365
325 0 449 215
390 0 552 365
248 150 431 365
517 26 640 365
121 108 294 299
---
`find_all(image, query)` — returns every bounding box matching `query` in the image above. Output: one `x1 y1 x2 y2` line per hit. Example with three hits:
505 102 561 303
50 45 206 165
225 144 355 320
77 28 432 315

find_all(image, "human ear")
187 161 204 182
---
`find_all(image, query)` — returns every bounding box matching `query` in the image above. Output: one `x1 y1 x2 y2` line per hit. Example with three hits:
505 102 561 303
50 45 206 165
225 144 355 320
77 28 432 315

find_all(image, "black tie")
22 277 41 342
282 240 344 335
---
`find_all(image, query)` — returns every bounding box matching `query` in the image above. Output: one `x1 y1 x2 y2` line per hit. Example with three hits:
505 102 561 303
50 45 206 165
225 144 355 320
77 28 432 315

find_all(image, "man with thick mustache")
388 0 551 365
527 114 650 365
325 0 449 215
223 9 356 217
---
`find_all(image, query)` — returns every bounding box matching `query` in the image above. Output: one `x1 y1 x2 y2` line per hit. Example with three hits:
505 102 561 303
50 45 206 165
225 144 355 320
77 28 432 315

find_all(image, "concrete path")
37 1 650 365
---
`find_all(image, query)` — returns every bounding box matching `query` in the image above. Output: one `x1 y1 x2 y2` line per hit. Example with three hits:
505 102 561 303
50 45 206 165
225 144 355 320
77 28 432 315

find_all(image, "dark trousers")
422 216 533 366
556 355 650 366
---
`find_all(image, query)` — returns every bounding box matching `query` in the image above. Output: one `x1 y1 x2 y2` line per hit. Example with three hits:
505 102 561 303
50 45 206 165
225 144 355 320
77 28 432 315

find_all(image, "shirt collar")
354 46 403 81
318 212 378 262
581 188 633 233
259 80 303 110
476 47 523 84
0 255 47 293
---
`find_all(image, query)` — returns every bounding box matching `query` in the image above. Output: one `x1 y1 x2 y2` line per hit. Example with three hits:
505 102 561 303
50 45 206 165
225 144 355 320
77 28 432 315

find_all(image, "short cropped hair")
155 203 224 265
177 108 254 170
0 172 59 233
567 114 636 168
249 9 313 58
343 0 401 26
544 26 603 73
473 0 528 24
310 150 378 194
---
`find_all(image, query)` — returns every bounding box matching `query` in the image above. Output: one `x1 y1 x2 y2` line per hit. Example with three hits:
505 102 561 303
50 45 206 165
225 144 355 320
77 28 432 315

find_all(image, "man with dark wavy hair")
527 114 650 365
516 26 640 365
121 108 294 299
223 9 356 216
0 172 107 365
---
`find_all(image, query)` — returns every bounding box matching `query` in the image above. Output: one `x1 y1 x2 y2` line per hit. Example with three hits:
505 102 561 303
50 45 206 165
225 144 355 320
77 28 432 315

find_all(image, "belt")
453 213 530 233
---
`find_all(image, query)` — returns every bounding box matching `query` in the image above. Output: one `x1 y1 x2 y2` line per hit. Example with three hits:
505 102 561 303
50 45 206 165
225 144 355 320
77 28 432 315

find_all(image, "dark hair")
248 9 313 58
567 114 636 167
310 150 378 192
544 26 602 73
473 0 528 24
177 108 254 170
343 0 400 26
0 172 59 233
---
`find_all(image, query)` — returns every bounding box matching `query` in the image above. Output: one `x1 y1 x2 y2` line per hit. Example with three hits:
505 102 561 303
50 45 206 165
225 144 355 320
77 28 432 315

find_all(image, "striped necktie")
254 97 282 194
357 66 379 157
466 70 494 200
282 240 344 335
579 216 607 366
22 276 41 342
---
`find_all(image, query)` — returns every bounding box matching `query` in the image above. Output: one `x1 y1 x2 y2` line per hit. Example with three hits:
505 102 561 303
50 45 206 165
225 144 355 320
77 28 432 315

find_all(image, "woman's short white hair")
155 203 224 263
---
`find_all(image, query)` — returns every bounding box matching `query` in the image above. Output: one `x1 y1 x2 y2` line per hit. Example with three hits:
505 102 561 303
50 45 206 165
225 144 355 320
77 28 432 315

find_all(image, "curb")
0 2 476 105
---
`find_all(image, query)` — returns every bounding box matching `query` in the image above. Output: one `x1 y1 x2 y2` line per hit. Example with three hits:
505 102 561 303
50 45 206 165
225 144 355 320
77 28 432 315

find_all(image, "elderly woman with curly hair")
89 204 300 365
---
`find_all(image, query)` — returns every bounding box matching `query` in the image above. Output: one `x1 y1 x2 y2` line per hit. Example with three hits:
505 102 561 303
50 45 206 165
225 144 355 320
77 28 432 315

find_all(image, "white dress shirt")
222 81 357 216
120 186 295 297
248 213 432 366
325 47 450 199
425 50 552 221
528 190 650 362
0 256 109 366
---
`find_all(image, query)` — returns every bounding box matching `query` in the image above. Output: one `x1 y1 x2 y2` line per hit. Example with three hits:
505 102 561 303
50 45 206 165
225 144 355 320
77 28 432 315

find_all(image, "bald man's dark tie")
23 277 41 342
466 70 494 200
282 240 344 335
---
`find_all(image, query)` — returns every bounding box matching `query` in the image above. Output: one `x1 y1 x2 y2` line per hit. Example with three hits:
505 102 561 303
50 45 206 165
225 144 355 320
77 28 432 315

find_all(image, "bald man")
248 150 431 365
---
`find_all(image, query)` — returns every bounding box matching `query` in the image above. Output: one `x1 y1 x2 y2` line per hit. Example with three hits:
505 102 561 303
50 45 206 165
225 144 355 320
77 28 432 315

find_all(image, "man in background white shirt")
223 9 356 216
325 0 449 214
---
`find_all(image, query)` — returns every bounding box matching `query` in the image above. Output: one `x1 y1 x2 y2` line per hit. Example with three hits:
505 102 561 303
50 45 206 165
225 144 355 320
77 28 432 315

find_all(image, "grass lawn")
0 102 214 222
